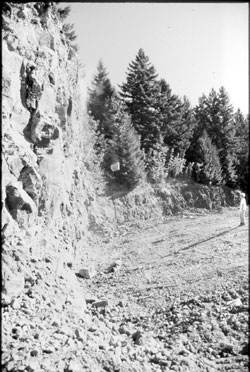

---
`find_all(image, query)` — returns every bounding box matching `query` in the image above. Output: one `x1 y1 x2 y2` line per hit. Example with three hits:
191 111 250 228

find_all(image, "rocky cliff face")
2 2 112 300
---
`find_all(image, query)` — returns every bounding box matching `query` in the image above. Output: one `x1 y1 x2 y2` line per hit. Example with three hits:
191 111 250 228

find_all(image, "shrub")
166 149 186 178
145 145 168 184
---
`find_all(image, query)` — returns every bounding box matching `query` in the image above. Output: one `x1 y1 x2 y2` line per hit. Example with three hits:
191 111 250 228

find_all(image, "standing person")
239 192 247 226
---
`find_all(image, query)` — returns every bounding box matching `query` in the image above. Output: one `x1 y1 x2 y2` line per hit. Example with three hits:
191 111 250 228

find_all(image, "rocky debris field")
1 207 249 372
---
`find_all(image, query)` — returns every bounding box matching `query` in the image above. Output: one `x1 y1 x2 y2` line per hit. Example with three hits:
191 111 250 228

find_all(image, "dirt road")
85 206 249 371
89 207 248 300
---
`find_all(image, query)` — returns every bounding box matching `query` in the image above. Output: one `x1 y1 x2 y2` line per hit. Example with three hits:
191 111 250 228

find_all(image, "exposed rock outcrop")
1 3 108 299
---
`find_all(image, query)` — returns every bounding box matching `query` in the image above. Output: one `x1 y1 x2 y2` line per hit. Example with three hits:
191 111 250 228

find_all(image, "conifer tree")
189 87 237 186
233 110 249 192
214 87 237 186
176 96 197 155
157 84 196 156
103 97 145 188
155 79 181 148
195 130 222 185
87 60 115 137
119 48 161 153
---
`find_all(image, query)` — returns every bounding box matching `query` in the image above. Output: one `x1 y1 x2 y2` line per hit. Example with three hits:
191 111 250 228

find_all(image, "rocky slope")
2 3 247 372
2 207 248 372
2 2 110 285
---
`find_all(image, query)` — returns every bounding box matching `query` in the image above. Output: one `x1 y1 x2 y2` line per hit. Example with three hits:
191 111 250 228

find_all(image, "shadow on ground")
157 225 240 258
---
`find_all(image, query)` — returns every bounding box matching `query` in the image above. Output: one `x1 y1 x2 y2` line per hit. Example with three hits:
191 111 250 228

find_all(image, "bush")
194 131 222 185
166 149 186 178
145 146 168 184
104 117 146 189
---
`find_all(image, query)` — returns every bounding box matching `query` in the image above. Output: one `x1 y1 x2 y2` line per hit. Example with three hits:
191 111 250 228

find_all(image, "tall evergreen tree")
157 83 196 156
103 97 145 188
189 87 237 186
176 96 197 156
215 87 237 186
195 130 222 185
119 48 161 153
233 110 249 192
87 60 115 136
155 79 182 149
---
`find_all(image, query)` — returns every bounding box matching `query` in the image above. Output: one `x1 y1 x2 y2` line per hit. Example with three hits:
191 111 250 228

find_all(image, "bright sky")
65 2 249 115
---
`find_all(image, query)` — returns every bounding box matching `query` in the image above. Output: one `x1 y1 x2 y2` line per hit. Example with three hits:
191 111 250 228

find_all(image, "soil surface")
2 207 249 372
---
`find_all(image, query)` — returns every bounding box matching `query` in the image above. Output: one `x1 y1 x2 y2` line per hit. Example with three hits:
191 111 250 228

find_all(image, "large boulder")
18 165 42 203
5 181 37 218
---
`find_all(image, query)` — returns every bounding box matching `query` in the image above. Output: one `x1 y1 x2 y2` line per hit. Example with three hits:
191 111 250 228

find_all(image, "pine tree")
157 85 196 156
216 87 237 186
233 110 249 192
103 97 145 189
175 96 197 156
189 87 237 186
87 60 115 137
186 93 210 164
119 48 161 153
195 130 222 185
156 79 182 149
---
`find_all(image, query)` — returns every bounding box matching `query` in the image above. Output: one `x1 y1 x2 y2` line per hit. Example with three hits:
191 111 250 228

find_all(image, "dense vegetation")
87 49 249 193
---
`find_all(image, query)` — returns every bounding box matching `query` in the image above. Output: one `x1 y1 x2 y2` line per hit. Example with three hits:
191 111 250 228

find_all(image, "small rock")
88 326 97 332
118 325 131 336
11 298 21 310
227 298 242 307
86 298 97 304
51 320 60 327
132 330 143 345
30 349 39 357
75 328 85 342
99 344 107 350
117 300 125 307
78 266 96 279
92 300 108 308
42 345 55 354
106 259 122 273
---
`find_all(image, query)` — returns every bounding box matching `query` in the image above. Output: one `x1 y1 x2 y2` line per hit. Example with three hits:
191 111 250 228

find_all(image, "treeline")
87 49 249 193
